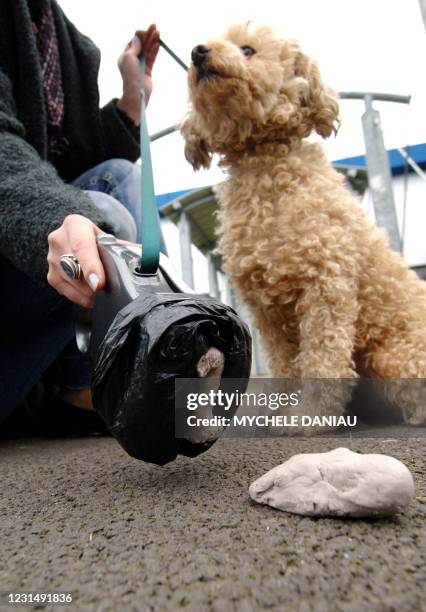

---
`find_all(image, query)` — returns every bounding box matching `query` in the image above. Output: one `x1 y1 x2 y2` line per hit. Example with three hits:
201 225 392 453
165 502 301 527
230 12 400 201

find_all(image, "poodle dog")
181 23 426 426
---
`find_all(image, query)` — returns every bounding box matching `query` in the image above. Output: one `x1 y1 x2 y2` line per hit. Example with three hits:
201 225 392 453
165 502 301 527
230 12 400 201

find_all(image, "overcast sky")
59 0 426 194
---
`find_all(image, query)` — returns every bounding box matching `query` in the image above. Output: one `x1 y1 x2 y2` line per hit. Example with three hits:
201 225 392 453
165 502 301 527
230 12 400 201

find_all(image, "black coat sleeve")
0 68 114 283
99 98 140 162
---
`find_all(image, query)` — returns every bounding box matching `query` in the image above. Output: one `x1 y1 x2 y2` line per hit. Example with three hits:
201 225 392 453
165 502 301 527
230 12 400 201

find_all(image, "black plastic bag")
92 291 252 465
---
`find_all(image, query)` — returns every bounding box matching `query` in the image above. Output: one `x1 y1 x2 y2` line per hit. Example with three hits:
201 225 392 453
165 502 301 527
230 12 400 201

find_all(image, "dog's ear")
180 112 212 170
294 51 340 139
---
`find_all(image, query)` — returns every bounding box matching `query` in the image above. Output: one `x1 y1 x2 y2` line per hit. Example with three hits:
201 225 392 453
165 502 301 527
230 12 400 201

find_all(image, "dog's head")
181 23 339 169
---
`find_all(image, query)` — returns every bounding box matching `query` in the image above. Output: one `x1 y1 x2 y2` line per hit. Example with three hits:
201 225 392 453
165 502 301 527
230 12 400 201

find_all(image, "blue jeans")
0 159 166 424
74 159 167 252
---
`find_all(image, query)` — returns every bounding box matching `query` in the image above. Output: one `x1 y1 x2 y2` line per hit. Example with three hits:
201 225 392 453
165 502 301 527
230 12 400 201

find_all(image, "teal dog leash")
159 39 188 71
137 41 187 274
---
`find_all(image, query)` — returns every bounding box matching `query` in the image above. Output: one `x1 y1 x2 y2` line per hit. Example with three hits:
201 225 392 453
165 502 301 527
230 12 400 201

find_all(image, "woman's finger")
135 25 160 54
47 271 95 308
47 228 100 299
64 216 106 292
55 280 95 309
58 264 95 299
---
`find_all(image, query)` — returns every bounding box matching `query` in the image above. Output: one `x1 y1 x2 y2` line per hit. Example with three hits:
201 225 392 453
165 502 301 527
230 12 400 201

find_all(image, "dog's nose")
191 45 211 67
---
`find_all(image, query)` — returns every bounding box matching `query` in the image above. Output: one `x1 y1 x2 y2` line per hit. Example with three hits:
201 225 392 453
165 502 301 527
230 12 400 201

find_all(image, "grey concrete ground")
0 434 425 612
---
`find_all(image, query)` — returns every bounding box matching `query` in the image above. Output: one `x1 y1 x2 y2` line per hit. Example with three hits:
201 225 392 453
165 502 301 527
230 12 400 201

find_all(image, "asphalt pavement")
0 434 425 611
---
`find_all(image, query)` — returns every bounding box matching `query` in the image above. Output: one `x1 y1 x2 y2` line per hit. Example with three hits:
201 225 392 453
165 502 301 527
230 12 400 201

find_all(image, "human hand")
116 24 160 125
47 215 106 308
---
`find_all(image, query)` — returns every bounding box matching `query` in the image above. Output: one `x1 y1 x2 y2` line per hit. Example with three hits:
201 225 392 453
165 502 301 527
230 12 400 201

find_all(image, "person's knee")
95 159 138 184
85 191 137 242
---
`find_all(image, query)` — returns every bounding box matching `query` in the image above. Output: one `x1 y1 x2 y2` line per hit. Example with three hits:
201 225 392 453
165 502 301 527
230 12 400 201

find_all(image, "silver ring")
59 254 81 281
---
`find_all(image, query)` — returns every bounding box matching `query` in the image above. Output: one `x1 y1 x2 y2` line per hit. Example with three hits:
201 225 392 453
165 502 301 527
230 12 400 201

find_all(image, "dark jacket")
0 0 140 282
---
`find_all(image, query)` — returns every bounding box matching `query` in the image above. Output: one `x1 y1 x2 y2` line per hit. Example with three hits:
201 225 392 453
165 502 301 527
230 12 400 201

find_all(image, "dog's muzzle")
191 44 210 67
191 45 220 82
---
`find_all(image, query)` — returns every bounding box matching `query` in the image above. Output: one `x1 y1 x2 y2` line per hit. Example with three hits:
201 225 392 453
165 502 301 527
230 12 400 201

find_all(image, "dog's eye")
241 46 256 58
